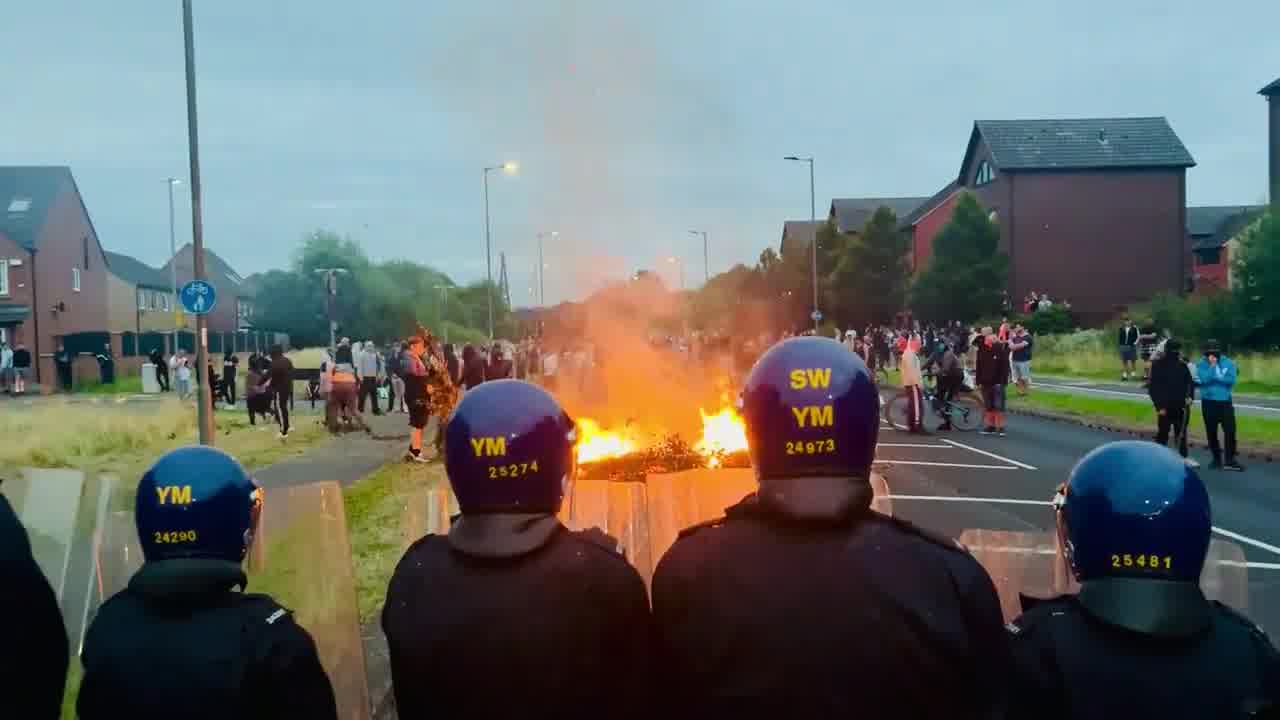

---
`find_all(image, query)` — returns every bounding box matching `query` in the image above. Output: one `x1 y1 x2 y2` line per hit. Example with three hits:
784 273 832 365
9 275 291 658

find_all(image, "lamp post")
688 230 708 284
483 161 519 339
315 268 348 351
180 0 216 444
784 155 818 332
536 230 557 308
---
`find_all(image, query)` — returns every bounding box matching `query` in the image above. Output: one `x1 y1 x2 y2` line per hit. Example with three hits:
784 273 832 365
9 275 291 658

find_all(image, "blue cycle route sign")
179 280 217 315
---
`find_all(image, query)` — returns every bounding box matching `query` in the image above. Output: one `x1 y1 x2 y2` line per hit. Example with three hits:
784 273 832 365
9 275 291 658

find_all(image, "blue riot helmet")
1056 441 1213 634
444 379 576 514
136 446 264 564
740 336 880 486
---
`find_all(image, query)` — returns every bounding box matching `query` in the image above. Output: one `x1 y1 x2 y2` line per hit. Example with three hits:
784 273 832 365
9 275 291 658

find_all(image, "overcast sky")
3 1 1276 305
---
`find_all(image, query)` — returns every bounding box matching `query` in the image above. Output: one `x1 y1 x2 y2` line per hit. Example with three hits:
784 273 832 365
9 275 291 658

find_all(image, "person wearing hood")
2 485 70 719
382 380 649 718
76 447 337 719
1197 340 1244 471
652 338 1010 717
1008 442 1278 718
1148 339 1198 467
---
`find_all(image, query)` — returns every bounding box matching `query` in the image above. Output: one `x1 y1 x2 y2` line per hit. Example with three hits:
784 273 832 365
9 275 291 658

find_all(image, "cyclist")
923 340 964 431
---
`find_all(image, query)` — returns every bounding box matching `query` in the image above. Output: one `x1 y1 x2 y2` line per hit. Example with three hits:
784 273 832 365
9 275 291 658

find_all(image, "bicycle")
884 373 984 431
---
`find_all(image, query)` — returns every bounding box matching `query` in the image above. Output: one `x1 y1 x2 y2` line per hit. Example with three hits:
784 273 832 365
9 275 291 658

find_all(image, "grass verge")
342 460 450 623
1034 350 1280 396
1010 388 1280 451
75 375 144 394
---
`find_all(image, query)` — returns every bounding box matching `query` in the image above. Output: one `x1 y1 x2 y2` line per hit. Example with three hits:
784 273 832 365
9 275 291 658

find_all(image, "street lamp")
433 284 451 342
315 268 349 351
688 230 708 284
166 178 183 338
667 256 685 291
784 155 819 331
483 161 519 339
536 230 557 308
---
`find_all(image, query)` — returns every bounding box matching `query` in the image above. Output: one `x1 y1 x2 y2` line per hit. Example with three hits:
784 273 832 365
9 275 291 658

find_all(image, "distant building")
900 180 962 273
828 196 929 235
779 220 823 256
105 250 176 335
1186 206 1265 294
162 243 256 335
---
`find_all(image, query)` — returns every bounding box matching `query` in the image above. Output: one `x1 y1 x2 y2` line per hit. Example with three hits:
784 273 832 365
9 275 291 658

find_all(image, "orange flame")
575 418 640 464
694 406 749 467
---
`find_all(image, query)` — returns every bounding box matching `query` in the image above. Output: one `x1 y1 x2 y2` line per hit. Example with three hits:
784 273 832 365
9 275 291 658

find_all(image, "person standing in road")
976 326 1011 436
356 340 383 416
383 380 650 719
1197 340 1244 471
268 344 295 439
55 343 73 392
1148 340 1198 467
1009 324 1034 396
652 337 1010 717
1118 317 1139 381
384 344 403 414
402 335 431 462
1007 442 1278 719
76 447 338 720
11 343 31 395
900 334 927 434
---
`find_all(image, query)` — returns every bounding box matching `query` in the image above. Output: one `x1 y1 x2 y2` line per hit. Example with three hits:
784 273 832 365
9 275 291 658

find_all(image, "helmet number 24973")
785 439 836 455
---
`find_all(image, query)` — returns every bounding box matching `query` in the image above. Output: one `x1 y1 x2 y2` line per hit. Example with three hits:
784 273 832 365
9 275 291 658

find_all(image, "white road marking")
876 461 1022 470
1037 382 1280 414
878 443 952 449
886 494 1051 506
940 438 1039 470
1211 526 1280 558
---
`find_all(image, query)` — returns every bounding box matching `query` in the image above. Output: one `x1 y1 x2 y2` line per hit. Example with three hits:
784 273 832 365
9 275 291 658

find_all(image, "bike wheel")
948 394 986 431
885 393 910 428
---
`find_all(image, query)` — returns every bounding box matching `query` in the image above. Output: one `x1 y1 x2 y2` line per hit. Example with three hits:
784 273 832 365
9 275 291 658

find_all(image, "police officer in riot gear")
382 379 651 719
2 485 69 719
77 447 338 720
651 336 1010 716
1008 441 1280 719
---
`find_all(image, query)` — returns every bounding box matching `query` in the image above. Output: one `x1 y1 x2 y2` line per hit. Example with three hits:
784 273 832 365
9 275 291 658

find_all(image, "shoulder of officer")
238 593 295 628
676 515 727 541
1214 601 1274 645
1005 594 1077 638
876 511 968 554
568 526 627 558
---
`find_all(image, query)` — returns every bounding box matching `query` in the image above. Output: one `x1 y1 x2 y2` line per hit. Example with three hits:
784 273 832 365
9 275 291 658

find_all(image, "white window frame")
0 259 9 296
72 267 81 292
138 289 147 310
161 294 170 311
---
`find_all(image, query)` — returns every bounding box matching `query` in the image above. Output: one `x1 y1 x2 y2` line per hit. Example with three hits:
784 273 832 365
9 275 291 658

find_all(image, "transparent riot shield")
959 529 1250 623
91 480 371 720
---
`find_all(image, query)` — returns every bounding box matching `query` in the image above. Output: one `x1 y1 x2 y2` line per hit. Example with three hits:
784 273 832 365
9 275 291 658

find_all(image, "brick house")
779 220 822 257
104 250 178 335
162 243 256 336
0 166 115 383
900 180 962 273
1185 206 1265 294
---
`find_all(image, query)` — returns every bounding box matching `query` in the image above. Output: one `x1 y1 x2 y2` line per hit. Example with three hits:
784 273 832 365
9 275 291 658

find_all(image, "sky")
3 1 1277 306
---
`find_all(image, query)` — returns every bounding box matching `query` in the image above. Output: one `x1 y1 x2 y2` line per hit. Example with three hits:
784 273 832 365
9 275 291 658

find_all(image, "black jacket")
975 339 1010 386
0 494 69 720
383 521 651 719
652 493 1010 717
1009 593 1279 720
1119 325 1140 347
1148 354 1194 410
78 559 336 720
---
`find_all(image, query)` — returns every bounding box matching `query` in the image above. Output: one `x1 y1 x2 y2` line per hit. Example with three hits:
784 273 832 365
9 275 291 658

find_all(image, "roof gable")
901 180 961 227
780 220 821 255
105 251 172 290
1261 77 1280 96
971 117 1195 172
829 197 928 234
0 166 74 251
1186 205 1266 250
164 244 247 291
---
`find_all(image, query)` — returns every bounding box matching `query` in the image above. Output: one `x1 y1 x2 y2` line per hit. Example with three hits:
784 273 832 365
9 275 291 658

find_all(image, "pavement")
874 413 1280 634
1033 374 1280 417
252 410 411 490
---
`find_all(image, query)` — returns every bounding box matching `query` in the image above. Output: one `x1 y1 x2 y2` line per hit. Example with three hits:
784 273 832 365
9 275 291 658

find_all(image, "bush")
1022 305 1078 335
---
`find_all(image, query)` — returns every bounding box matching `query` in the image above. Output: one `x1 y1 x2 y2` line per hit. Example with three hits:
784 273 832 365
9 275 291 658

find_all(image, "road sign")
179 280 216 315
810 309 823 323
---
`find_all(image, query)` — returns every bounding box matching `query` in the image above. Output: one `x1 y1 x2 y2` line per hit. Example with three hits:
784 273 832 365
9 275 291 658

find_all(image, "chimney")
1263 77 1280 206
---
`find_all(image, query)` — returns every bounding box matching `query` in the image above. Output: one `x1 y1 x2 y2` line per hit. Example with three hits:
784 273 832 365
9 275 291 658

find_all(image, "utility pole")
499 252 511 311
315 268 348 351
689 230 708 284
182 0 214 444
167 178 182 349
784 155 819 332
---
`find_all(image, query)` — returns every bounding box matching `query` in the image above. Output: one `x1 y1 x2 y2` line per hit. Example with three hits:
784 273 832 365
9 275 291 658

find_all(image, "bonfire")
575 405 750 481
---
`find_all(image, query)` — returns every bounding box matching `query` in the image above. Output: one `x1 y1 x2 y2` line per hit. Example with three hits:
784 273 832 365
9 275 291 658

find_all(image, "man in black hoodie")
1 486 70 719
1148 339 1198 467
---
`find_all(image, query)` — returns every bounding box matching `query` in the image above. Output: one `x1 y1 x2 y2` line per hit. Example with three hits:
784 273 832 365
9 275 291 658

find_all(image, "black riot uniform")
382 379 651 719
652 336 1010 717
1 492 70 720
1008 441 1280 719
77 446 337 720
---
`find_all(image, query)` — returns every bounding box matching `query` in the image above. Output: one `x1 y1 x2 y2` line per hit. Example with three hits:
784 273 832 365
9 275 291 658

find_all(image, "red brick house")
901 180 962 273
1186 205 1265 294
0 166 114 383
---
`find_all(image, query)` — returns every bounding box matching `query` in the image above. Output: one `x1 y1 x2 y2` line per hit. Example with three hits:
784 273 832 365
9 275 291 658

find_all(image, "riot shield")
959 529 1251 623
92 480 371 720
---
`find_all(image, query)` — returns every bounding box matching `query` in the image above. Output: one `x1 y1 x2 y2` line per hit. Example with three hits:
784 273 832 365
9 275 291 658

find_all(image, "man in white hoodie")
900 334 927 434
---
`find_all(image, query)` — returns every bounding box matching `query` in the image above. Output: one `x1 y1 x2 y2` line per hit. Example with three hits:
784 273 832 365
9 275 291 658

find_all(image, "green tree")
910 192 1009 323
826 207 910 327
1232 208 1280 347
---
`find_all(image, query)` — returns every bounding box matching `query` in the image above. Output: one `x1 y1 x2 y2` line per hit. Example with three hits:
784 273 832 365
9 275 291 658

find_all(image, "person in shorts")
1009 325 1033 395
402 335 431 462
1118 317 1139 381
975 326 1010 436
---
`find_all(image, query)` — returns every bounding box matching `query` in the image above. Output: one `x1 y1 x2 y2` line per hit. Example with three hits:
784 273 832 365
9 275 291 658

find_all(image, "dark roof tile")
829 196 928 234
976 117 1195 171
1186 205 1265 250
1260 77 1280 96
901 180 961 227
0 167 74 251
105 251 172 290
780 220 822 254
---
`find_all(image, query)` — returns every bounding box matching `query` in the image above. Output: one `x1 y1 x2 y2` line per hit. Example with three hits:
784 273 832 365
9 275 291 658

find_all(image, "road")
1035 375 1280 417
873 411 1280 633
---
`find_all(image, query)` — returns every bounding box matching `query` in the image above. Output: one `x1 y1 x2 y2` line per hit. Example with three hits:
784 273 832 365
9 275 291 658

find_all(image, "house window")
139 290 147 310
0 259 8 296
1198 247 1223 265
161 294 170 311
83 237 90 269
150 291 159 310
73 267 81 292
7 197 31 213
974 161 996 186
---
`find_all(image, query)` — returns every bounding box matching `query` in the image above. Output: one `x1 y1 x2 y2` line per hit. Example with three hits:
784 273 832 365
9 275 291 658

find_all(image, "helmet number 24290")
785 439 836 455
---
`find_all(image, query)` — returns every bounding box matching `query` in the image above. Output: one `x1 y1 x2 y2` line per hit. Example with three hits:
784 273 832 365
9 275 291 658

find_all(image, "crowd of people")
7 334 1276 719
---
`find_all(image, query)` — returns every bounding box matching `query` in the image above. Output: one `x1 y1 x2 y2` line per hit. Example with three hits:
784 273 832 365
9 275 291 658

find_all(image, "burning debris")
575 405 751 481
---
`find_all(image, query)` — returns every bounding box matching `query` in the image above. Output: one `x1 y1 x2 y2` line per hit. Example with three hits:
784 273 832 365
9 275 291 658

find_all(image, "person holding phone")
1196 340 1243 471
